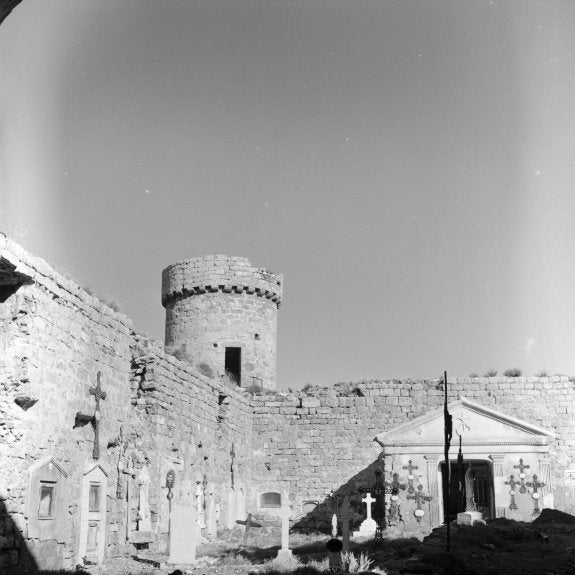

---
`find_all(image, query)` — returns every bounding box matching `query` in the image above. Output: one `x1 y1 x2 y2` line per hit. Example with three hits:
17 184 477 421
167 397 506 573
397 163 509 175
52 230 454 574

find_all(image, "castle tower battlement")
162 255 282 390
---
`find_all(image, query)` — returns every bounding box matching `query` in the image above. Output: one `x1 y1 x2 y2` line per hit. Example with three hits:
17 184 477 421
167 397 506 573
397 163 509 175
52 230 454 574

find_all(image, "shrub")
535 369 549 377
484 369 498 377
197 362 214 378
261 553 302 572
469 372 479 378
341 551 374 573
503 367 522 377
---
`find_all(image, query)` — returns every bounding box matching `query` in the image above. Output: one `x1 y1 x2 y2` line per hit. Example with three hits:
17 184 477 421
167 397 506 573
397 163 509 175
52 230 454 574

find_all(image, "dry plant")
341 551 374 573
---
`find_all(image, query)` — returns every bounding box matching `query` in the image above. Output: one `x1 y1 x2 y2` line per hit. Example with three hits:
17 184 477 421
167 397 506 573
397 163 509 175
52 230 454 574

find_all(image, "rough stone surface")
2 234 575 571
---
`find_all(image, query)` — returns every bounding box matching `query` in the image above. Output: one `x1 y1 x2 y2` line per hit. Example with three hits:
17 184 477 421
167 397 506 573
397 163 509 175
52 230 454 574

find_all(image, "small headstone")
137 465 152 532
326 538 343 571
168 504 197 566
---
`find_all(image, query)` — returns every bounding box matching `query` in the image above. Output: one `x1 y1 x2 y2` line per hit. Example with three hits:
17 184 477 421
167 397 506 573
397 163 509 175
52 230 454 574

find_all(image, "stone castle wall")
252 377 575 529
0 238 256 570
162 255 282 390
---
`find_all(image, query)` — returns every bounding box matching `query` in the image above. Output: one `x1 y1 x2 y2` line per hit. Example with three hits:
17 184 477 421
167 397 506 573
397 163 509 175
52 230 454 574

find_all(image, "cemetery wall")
0 235 133 570
130 333 254 541
252 377 575 526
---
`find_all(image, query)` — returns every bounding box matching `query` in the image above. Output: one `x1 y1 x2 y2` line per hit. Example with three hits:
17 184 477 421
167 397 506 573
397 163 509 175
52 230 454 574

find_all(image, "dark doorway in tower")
225 347 241 386
441 460 494 523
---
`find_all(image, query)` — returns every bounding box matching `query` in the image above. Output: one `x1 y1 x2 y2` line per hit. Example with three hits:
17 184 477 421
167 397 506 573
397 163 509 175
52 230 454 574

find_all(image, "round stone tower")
162 255 283 390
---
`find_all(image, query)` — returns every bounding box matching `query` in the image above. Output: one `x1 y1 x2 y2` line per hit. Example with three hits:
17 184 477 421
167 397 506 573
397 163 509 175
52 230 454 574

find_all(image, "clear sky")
2 0 575 388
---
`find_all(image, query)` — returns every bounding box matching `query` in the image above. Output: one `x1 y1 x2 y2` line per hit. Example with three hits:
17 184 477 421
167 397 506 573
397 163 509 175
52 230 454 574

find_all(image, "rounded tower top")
161 255 283 308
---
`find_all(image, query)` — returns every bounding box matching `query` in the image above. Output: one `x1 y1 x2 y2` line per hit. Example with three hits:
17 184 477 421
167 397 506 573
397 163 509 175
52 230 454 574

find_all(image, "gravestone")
276 498 293 560
168 503 197 566
353 492 377 537
137 465 152 531
206 484 217 537
340 495 351 552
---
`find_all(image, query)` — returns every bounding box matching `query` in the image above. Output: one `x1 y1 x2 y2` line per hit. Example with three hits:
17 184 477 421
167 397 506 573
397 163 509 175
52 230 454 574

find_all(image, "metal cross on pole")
74 371 107 460
443 370 452 552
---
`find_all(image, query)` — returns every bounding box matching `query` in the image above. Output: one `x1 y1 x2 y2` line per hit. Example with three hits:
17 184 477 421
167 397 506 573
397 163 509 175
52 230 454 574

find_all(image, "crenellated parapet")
161 255 283 308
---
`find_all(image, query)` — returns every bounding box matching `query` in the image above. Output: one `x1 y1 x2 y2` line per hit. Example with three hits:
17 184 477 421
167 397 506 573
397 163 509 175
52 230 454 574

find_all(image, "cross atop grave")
514 459 531 494
526 474 545 517
505 475 519 510
362 492 376 521
277 498 293 560
407 484 432 523
403 460 419 494
236 513 262 545
74 371 107 460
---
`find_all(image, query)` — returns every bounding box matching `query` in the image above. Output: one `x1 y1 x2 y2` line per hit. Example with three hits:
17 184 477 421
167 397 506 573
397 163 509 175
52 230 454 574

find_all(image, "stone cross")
526 474 545 517
236 513 262 545
514 459 531 494
505 475 519 510
277 499 293 560
362 492 376 521
74 371 107 460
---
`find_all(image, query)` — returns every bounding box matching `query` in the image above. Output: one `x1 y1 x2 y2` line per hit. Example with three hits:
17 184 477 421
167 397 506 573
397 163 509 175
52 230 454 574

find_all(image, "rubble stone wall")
0 236 133 570
162 255 282 390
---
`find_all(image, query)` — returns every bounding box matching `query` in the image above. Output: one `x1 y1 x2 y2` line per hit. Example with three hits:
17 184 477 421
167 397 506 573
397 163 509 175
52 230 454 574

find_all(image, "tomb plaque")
168 504 197 566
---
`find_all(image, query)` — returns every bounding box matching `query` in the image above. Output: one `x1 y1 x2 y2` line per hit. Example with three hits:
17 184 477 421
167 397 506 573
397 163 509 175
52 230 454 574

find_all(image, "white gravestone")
276 498 293 560
331 513 338 537
353 492 377 537
168 503 197 566
136 465 152 532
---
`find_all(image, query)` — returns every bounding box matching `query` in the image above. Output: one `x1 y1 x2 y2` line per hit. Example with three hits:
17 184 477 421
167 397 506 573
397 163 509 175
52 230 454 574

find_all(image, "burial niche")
27 456 70 569
260 491 281 509
78 462 108 567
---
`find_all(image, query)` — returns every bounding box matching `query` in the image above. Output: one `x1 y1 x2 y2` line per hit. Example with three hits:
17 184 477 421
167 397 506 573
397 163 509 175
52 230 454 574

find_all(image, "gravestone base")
353 518 377 538
457 511 483 526
277 548 294 560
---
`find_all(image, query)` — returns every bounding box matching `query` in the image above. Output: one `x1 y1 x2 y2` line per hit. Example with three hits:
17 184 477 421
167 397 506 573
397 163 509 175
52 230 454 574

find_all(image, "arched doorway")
440 459 495 522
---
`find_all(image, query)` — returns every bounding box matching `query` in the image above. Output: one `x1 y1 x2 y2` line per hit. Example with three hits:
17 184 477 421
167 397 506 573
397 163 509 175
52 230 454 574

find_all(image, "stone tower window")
225 347 241 385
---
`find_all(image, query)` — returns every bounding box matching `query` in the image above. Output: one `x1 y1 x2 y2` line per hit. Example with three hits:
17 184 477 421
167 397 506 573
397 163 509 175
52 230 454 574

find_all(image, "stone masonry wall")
162 256 282 390
0 236 133 570
251 377 575 528
129 334 254 549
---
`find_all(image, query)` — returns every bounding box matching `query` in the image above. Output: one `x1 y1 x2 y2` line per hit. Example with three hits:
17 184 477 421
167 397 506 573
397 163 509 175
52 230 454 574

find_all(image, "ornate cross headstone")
505 475 519 510
386 472 407 526
403 460 419 495
526 474 545 517
406 484 432 523
74 371 107 460
236 513 262 545
514 459 531 494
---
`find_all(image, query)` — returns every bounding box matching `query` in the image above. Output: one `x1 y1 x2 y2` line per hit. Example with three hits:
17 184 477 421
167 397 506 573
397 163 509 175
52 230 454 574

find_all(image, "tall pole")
443 370 452 552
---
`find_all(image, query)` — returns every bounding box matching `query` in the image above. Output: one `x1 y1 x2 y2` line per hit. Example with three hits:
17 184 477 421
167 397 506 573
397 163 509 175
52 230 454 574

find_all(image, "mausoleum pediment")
376 397 557 454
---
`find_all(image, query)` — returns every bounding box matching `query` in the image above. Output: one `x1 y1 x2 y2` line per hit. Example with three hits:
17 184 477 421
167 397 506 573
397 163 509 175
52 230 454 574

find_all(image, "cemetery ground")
33 509 575 575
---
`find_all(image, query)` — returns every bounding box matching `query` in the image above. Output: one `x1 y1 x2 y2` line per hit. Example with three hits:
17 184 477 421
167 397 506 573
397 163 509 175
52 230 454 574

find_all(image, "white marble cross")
362 493 376 521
